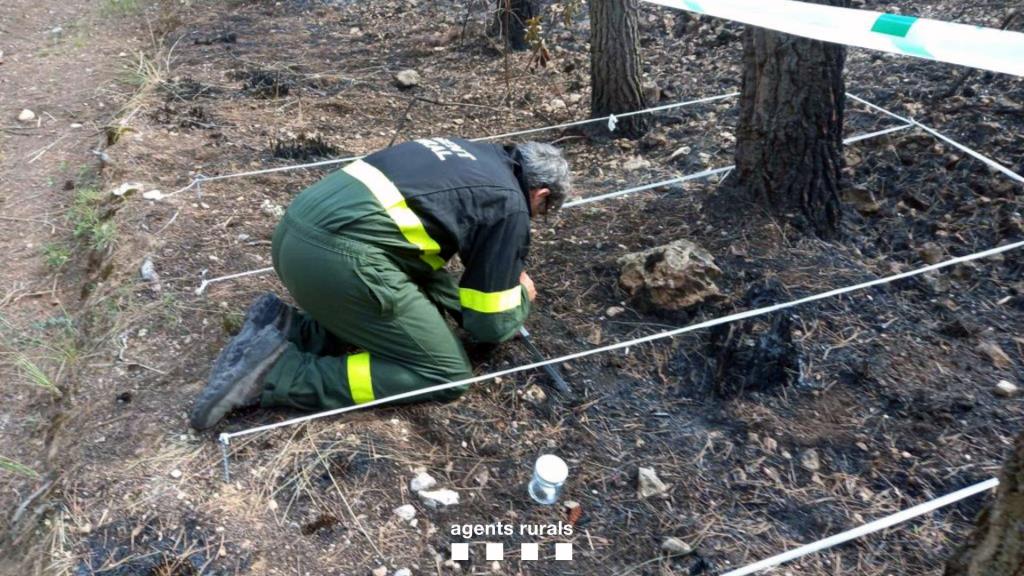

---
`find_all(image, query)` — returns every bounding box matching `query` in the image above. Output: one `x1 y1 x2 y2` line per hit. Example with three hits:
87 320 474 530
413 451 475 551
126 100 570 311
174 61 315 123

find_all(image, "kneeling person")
190 138 571 429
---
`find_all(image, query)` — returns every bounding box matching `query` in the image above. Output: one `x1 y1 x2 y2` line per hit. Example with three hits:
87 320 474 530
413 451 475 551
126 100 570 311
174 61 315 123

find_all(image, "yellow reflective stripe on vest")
459 286 522 314
346 352 374 404
343 160 445 270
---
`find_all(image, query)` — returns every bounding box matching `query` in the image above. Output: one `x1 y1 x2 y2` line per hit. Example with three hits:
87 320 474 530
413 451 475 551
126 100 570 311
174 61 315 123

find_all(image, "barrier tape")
220 238 1024 443
644 0 1024 77
720 477 1000 576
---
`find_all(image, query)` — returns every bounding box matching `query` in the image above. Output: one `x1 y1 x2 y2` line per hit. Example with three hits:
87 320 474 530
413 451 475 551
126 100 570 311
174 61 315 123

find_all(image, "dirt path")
0 0 138 569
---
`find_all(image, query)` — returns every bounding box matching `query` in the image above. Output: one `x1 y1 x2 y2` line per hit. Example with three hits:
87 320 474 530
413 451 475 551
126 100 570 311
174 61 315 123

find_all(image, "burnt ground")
3 0 1023 574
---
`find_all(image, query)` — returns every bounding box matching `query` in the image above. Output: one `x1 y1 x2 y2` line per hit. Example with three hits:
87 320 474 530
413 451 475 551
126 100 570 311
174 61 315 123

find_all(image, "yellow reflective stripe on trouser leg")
459 286 522 313
346 352 374 404
343 160 446 270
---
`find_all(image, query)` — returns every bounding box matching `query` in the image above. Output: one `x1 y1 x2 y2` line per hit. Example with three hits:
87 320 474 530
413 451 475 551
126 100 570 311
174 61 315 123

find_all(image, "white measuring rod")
644 0 1024 77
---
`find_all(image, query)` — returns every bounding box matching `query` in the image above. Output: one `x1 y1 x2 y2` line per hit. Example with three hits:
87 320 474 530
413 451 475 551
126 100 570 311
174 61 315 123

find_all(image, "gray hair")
518 141 572 211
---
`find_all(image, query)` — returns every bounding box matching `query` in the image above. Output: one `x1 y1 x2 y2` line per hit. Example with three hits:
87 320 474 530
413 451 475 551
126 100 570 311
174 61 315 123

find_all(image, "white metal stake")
218 433 231 482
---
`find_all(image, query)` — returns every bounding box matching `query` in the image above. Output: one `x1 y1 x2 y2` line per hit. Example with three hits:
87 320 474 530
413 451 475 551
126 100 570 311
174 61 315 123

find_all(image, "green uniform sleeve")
458 210 531 343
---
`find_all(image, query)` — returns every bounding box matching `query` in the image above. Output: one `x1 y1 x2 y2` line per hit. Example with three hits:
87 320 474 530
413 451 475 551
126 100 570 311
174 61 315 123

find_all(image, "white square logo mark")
520 542 539 561
485 542 504 561
555 542 573 561
451 542 469 561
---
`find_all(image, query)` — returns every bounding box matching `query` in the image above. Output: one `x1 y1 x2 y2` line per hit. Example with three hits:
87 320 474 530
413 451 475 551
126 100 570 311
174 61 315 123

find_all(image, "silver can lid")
535 454 568 484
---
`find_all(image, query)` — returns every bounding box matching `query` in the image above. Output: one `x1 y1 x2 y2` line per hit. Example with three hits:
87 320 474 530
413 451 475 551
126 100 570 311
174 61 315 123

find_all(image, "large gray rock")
618 239 722 310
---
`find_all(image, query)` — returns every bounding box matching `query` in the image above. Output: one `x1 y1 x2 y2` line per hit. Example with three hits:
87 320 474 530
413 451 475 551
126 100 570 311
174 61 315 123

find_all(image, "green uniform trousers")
261 212 472 411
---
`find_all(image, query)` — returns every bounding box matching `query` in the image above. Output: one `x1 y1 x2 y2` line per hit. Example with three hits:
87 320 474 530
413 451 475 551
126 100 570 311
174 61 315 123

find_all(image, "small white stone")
637 467 670 499
393 504 416 521
800 449 821 472
70 123 83 129
606 306 625 317
371 567 387 576
111 182 143 197
142 190 166 201
18 109 37 123
418 488 459 509
661 537 692 555
393 569 412 576
395 69 421 89
410 471 437 493
170 469 182 479
995 380 1019 398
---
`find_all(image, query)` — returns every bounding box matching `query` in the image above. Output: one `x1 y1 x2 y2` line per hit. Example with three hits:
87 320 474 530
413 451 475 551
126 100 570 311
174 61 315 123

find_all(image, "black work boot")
210 293 294 377
190 325 288 430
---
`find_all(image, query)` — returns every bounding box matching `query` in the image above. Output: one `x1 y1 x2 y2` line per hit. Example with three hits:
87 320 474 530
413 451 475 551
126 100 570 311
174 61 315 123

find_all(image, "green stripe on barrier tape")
872 13 918 38
683 0 704 13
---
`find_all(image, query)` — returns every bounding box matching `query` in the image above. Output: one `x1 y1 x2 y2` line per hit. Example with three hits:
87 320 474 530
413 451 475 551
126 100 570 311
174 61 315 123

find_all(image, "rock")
142 190 166 201
977 341 1012 369
111 182 144 197
637 467 670 499
606 306 625 318
418 488 459 509
622 156 651 171
618 239 722 310
661 537 692 556
372 568 387 576
393 570 412 576
410 471 437 493
395 69 421 89
523 384 546 405
170 469 182 479
918 242 944 265
393 504 416 521
140 259 160 284
18 109 36 123
548 98 567 112
799 449 821 472
995 380 1019 398
842 187 881 215
260 199 284 219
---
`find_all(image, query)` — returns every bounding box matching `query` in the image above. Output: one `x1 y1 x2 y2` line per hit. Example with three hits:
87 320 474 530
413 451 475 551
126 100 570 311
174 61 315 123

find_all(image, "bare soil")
2 1 1023 575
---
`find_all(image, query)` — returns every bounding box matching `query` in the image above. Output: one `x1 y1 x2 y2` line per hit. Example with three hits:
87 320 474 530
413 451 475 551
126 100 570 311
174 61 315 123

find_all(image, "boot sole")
190 341 288 430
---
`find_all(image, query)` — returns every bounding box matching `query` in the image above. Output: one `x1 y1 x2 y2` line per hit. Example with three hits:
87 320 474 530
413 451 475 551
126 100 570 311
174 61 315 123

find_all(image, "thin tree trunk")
946 431 1024 576
589 0 648 138
726 0 847 238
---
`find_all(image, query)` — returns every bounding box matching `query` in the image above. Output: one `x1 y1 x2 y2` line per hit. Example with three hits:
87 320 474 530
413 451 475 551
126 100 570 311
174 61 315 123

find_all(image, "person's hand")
520 271 537 302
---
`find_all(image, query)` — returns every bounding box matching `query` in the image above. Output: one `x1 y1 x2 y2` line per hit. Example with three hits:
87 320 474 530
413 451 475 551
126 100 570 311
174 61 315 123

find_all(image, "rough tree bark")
945 431 1024 576
589 0 648 138
493 0 537 51
726 0 848 239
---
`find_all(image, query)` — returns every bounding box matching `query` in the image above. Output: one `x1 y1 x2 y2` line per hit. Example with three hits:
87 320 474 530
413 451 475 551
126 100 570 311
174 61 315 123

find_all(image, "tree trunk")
726 0 847 239
589 0 648 138
946 431 1024 576
493 0 537 51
